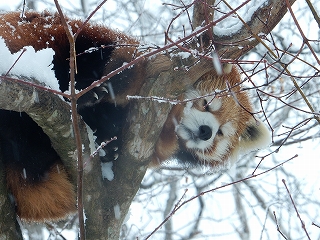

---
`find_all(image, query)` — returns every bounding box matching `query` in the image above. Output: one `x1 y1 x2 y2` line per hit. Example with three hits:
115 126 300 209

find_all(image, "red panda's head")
152 66 271 170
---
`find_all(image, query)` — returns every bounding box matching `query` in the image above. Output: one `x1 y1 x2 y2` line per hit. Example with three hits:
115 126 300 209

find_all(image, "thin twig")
76 0 251 98
312 222 320 229
74 0 109 38
273 211 288 239
45 223 68 240
285 0 320 64
282 179 311 240
0 75 70 98
145 156 296 239
83 136 117 168
223 0 320 125
5 48 27 76
53 1 85 239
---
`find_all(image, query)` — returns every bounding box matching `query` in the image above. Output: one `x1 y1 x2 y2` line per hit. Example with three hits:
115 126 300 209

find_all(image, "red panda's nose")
199 125 212 141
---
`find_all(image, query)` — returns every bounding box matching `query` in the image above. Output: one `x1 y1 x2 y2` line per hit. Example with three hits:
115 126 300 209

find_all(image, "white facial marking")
221 121 236 137
205 97 222 111
214 138 231 160
176 109 219 150
185 89 200 100
185 90 222 112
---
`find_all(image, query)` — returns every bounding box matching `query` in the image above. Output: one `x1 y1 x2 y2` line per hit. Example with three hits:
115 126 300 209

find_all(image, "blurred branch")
233 176 250 239
146 156 296 239
182 180 205 240
282 179 311 239
164 181 177 240
305 0 320 28
242 181 291 238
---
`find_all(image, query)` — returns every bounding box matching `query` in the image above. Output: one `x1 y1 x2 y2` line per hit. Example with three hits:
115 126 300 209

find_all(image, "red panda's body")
0 11 145 222
0 11 270 222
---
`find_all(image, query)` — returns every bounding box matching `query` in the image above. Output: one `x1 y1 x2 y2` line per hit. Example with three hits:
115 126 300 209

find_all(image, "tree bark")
0 160 23 240
82 53 215 240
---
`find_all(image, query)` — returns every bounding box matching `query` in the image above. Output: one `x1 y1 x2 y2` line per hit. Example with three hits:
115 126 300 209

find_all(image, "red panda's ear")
239 119 271 153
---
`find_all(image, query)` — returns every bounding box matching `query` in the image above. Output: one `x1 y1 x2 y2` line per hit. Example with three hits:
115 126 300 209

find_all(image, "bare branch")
282 179 311 240
214 0 297 59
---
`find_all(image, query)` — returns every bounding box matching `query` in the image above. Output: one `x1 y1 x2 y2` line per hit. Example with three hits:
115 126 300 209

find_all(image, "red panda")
0 11 270 222
0 11 145 222
152 66 271 169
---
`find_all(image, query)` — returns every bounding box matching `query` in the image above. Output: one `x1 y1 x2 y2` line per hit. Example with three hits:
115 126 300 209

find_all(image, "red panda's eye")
217 128 223 136
203 99 210 111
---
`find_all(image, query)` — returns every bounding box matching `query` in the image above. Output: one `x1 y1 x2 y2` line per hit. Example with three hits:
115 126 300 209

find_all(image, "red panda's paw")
6 163 76 222
151 103 184 167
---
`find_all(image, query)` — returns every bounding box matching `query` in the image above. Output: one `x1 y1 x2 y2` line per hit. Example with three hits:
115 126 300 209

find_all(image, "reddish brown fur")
195 67 253 165
0 11 136 57
6 163 76 222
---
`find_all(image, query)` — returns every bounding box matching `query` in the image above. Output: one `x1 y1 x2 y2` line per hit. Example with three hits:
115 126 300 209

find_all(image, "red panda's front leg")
151 103 184 166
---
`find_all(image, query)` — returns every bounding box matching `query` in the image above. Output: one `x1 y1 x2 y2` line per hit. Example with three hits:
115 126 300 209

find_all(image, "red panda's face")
175 89 248 168
153 67 271 170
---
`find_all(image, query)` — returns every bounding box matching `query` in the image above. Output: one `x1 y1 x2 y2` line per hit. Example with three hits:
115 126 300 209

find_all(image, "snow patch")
114 204 121 220
176 51 191 59
85 124 97 155
0 37 60 91
101 162 114 181
214 1 266 36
